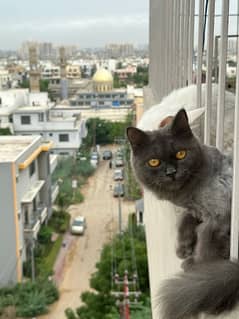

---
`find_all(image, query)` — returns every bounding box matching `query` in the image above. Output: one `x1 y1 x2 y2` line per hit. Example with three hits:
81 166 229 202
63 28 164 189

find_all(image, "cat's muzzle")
166 164 177 177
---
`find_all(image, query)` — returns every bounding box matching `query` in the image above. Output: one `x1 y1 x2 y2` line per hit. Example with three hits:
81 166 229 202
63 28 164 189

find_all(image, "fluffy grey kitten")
127 109 239 319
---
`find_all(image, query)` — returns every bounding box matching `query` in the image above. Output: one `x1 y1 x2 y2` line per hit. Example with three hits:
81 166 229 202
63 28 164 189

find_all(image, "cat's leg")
176 212 200 260
182 217 230 270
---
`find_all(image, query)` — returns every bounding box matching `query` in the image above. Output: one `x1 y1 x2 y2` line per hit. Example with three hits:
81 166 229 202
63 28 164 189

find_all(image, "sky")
0 0 149 50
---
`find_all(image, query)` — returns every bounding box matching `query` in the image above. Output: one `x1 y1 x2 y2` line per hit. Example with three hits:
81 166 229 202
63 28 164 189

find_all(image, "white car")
71 216 86 235
114 169 124 181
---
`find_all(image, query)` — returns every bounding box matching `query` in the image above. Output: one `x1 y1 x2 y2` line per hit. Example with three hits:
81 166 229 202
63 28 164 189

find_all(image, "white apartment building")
0 89 87 156
0 89 29 132
0 136 54 287
41 64 61 81
13 92 87 156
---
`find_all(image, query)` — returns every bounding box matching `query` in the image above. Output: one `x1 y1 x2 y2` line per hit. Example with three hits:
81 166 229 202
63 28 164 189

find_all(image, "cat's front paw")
176 244 194 259
181 257 195 271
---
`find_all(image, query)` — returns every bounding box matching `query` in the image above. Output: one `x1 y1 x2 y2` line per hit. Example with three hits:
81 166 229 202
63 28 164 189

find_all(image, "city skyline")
0 0 149 50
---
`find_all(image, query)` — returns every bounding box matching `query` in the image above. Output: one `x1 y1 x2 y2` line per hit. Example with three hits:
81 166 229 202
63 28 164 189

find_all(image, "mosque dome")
92 68 113 83
92 68 113 92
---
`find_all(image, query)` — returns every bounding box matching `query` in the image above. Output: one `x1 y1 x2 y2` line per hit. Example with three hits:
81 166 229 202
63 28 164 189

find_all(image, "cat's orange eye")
176 150 187 160
148 159 161 167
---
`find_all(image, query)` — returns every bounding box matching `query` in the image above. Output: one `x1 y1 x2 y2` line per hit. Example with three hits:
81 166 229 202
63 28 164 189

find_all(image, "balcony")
37 205 48 223
50 154 58 174
24 217 41 240
24 204 48 239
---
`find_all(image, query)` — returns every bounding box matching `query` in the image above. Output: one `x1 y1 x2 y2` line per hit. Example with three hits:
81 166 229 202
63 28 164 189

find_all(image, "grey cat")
127 109 239 319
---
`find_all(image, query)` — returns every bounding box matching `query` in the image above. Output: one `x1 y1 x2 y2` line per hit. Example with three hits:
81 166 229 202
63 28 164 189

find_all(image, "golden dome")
92 68 113 83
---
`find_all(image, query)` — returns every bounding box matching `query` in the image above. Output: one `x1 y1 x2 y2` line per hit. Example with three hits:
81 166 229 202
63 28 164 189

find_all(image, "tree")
0 128 11 135
82 116 132 148
19 79 50 93
65 224 150 318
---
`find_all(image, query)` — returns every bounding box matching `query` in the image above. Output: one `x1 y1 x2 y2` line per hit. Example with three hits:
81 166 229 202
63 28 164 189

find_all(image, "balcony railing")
24 203 48 239
51 183 59 204
24 217 41 239
144 0 239 318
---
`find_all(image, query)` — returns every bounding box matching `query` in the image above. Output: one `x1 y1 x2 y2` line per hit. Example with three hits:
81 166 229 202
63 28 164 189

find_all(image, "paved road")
38 154 135 319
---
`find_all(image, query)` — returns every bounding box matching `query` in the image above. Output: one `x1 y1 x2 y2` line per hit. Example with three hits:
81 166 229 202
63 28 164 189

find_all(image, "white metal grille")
149 0 239 260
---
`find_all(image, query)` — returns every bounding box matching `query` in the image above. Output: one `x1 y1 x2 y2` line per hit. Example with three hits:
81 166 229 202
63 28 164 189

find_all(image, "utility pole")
111 271 141 319
118 194 122 234
123 271 130 319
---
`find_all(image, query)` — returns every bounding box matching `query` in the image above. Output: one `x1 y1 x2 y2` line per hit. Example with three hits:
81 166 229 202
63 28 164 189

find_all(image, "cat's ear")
127 127 149 151
171 109 193 137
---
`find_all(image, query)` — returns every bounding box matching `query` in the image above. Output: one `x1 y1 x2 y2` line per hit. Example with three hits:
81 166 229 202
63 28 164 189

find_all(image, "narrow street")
39 155 135 319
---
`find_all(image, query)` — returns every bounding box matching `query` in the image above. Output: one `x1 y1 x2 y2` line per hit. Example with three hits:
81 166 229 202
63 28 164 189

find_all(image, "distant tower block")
59 46 68 100
29 45 40 92
59 46 67 78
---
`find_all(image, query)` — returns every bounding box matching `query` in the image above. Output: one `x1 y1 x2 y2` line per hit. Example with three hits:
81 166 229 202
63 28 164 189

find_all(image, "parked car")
90 152 99 166
113 183 125 197
102 150 112 160
114 169 124 181
91 151 100 161
115 158 124 167
90 158 98 167
71 216 86 235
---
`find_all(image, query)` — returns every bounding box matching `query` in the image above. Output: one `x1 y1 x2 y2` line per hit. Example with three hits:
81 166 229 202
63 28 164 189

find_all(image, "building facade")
0 90 87 156
13 102 87 156
0 136 53 287
0 89 29 132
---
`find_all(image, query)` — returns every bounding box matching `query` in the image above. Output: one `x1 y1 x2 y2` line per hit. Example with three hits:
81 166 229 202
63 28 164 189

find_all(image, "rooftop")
14 105 50 113
0 136 39 162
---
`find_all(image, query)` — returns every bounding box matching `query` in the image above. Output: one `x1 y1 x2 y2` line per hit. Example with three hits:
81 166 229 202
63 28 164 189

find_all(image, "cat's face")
127 109 204 194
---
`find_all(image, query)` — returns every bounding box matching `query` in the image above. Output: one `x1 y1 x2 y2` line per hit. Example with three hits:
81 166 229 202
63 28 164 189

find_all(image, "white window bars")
149 0 239 260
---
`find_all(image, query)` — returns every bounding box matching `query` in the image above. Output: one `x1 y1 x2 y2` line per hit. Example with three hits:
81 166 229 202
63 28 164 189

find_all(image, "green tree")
19 79 50 93
0 128 12 135
83 115 132 148
66 224 150 318
40 79 50 92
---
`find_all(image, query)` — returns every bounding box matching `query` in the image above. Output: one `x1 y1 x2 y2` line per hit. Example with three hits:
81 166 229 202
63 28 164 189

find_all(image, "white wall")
0 89 29 108
29 92 48 106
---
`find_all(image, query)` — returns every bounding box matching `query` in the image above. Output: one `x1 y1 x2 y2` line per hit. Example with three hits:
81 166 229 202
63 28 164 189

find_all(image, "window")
59 134 69 142
29 161 35 177
49 133 53 137
38 113 44 122
21 115 31 125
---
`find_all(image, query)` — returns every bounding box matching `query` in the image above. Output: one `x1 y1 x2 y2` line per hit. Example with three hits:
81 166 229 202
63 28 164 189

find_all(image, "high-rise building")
29 45 40 92
105 43 135 58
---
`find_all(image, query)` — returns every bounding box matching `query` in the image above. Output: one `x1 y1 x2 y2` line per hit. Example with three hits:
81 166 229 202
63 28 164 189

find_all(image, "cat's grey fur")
127 109 239 318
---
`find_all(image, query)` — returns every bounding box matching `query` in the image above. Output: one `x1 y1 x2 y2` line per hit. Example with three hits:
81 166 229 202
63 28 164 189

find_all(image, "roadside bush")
53 155 94 207
65 308 77 319
16 290 47 317
71 189 84 204
74 160 95 177
37 234 63 277
49 209 70 233
40 279 59 304
0 279 58 317
38 226 52 245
